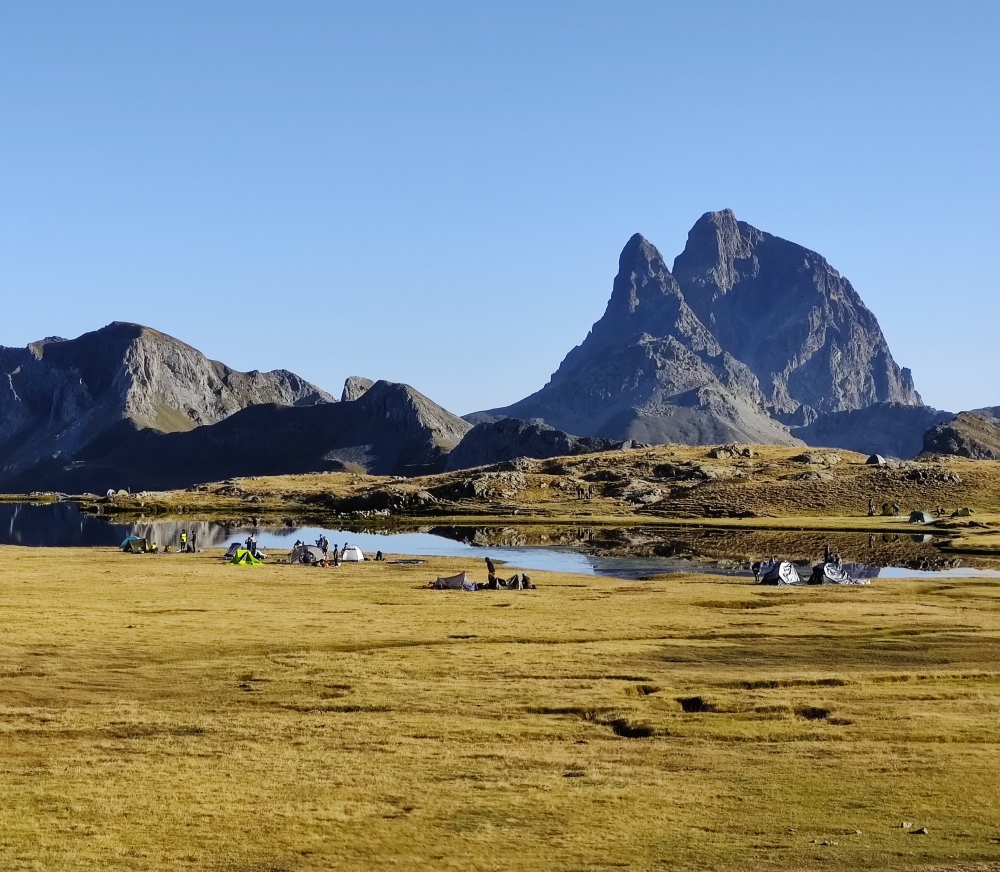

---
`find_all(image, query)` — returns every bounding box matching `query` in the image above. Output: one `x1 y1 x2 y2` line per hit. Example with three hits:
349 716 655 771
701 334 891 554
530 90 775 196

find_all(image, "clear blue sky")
1 1 997 414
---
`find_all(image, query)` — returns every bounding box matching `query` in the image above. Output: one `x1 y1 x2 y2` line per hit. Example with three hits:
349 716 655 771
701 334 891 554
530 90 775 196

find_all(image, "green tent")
952 507 974 517
229 549 263 566
121 536 149 553
909 510 935 524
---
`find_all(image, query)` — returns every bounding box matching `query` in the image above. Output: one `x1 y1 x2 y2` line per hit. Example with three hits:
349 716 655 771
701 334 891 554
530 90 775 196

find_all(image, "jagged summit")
672 210 920 418
474 210 920 446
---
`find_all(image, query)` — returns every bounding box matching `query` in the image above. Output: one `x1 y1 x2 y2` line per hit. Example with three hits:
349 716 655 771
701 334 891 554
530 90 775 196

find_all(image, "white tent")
341 545 365 562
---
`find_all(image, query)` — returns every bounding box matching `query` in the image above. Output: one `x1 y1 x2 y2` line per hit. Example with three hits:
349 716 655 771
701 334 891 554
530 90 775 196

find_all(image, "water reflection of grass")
1 545 999 869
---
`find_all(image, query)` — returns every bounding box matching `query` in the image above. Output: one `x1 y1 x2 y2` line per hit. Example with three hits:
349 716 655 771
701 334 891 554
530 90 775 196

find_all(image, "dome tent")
341 545 365 562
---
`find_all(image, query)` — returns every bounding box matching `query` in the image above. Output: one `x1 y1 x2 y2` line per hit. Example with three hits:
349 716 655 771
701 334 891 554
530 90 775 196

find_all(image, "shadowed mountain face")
3 380 471 492
0 322 334 489
795 403 952 460
476 210 920 446
446 419 624 471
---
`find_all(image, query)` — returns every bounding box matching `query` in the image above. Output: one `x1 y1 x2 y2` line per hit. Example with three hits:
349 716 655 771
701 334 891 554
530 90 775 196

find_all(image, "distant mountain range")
2 209 997 493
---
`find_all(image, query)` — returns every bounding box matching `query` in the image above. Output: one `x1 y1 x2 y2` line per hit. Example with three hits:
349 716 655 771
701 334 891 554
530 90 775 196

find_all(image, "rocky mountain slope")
476 210 920 447
922 412 1000 460
6 380 470 492
0 322 333 488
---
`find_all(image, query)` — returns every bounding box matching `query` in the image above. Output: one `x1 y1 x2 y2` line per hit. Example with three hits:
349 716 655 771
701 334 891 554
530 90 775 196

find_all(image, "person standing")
180 529 188 552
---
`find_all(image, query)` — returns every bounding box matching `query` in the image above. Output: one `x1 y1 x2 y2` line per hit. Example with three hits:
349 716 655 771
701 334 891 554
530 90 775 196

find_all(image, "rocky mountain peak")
476 209 921 446
676 209 764 295
0 322 334 482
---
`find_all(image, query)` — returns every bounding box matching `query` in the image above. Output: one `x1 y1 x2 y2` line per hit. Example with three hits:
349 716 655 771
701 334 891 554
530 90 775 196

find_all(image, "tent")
809 562 870 585
229 549 262 566
224 542 242 559
881 502 900 516
291 544 326 565
866 454 887 466
121 535 149 553
432 571 477 591
952 507 974 517
341 545 365 562
753 560 802 585
909 510 935 524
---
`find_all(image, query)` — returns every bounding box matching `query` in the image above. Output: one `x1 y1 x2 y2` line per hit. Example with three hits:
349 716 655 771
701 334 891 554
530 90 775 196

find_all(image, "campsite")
1 543 1000 870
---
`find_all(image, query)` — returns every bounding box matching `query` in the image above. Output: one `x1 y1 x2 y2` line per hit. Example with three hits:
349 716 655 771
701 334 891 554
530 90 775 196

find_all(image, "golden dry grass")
3 546 1000 870
89 444 1000 527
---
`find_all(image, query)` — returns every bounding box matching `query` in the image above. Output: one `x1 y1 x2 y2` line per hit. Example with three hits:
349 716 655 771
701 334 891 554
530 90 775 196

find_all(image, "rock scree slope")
476 209 922 449
0 322 333 488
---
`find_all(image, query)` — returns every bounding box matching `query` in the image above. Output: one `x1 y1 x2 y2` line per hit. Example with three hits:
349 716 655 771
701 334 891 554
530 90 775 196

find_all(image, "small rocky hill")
341 376 374 402
446 418 625 471
0 322 333 488
922 412 1000 460
10 380 470 492
475 210 920 448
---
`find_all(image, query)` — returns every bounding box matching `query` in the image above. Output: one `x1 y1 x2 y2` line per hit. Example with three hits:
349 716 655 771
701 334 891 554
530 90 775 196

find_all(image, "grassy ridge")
2 546 1000 869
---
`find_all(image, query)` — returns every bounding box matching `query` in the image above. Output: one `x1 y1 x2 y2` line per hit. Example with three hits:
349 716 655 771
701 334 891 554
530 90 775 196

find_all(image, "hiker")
824 543 832 563
180 529 188 552
190 532 197 553
868 498 875 516
588 484 594 500
332 546 340 566
485 556 496 585
375 550 384 561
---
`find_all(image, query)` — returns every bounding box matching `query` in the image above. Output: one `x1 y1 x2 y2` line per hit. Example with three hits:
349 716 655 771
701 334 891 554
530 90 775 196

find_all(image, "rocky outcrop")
6 380 471 492
474 210 919 447
341 376 375 402
446 418 623 471
0 322 334 489
921 412 1000 460
795 403 952 459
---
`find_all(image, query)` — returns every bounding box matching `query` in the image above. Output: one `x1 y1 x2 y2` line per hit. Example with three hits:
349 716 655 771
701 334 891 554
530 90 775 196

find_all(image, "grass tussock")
0 545 999 869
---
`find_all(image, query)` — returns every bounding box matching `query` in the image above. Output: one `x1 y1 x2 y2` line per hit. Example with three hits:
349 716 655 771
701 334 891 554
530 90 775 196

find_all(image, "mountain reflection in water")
2 503 999 580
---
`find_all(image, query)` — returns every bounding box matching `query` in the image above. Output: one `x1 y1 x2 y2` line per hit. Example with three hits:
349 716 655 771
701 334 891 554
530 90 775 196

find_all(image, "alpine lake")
2 500 998 580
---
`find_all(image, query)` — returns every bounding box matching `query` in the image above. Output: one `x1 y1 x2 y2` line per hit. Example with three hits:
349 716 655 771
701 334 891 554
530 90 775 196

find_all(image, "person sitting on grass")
485 556 496 585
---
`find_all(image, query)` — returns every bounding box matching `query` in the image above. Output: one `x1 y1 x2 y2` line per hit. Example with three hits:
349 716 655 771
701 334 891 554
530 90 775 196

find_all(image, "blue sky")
1 1 997 414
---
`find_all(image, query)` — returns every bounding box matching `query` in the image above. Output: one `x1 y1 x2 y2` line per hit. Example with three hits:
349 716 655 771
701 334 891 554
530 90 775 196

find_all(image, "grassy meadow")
2 546 1000 870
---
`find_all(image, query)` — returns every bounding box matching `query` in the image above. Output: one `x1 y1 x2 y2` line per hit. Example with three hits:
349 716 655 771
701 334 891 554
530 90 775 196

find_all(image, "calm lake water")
2 502 999 580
